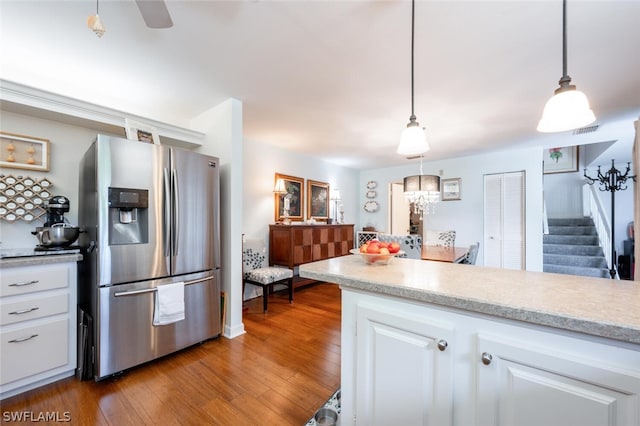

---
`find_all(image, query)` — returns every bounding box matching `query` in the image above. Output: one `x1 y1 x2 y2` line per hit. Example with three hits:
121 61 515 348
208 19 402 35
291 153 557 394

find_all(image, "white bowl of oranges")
350 239 404 265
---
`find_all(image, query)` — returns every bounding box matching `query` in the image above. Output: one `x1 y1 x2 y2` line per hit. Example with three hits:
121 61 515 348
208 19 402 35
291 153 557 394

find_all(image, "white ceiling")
1 0 639 169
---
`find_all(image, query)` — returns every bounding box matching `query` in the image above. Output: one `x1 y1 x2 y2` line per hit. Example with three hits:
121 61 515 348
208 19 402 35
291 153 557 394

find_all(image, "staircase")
543 218 610 278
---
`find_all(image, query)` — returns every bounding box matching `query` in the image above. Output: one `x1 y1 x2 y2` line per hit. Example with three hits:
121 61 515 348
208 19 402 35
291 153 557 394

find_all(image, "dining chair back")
377 234 422 259
242 238 293 312
425 230 457 248
459 242 480 265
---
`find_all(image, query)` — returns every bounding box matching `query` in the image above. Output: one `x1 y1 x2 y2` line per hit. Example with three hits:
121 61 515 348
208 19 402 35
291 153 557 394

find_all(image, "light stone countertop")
299 255 640 345
0 248 82 268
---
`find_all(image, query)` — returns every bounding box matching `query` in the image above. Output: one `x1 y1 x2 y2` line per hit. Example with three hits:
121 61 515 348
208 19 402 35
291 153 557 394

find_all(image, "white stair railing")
582 184 613 272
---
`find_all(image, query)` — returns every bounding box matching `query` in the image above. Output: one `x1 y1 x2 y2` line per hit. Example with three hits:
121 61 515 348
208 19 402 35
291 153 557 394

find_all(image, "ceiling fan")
88 0 173 37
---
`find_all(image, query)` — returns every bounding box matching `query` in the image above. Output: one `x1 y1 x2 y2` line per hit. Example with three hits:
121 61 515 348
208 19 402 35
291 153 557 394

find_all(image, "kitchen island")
299 255 640 426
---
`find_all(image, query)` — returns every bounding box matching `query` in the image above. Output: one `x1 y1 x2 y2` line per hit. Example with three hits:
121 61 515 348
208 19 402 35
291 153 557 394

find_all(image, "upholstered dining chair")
377 234 423 259
425 230 456 248
459 242 480 265
242 238 293 313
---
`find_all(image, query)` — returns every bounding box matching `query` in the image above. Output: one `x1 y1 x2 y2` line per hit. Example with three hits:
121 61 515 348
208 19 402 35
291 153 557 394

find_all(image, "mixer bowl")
32 224 81 247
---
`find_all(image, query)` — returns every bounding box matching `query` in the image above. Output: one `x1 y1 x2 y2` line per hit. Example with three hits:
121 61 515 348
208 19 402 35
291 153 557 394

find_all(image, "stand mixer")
43 195 70 227
32 195 82 250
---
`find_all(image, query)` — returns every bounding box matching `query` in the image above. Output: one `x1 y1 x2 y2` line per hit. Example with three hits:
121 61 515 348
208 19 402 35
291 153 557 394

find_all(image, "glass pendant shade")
537 87 596 132
87 14 105 37
404 175 440 220
397 122 430 156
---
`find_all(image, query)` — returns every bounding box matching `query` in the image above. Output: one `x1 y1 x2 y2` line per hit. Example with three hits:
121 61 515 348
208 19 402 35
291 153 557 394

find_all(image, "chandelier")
404 156 440 220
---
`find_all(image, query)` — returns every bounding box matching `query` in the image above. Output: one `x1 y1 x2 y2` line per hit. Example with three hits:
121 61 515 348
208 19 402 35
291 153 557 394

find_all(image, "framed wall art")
0 132 50 172
441 178 461 201
124 118 161 145
274 173 304 222
544 146 578 174
307 180 329 221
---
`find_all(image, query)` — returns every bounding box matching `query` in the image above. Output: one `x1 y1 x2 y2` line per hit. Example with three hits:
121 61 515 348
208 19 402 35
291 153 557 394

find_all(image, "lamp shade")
537 88 596 132
403 175 440 193
273 178 286 193
397 124 430 156
330 189 341 201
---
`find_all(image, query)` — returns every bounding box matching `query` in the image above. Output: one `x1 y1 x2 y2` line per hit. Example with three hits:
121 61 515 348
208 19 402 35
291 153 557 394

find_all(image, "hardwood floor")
1 283 341 425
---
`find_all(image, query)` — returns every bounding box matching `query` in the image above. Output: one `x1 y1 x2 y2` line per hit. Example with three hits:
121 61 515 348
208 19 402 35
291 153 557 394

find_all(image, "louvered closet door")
483 172 525 269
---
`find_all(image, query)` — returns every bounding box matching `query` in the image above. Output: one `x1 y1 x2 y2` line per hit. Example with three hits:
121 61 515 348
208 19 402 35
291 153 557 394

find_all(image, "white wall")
0 110 119 248
543 172 586 218
242 138 359 242
191 99 245 339
358 146 544 271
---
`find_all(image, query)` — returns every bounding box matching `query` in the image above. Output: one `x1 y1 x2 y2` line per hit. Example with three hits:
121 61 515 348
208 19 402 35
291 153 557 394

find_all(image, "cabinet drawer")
0 318 68 385
0 264 70 297
0 294 69 326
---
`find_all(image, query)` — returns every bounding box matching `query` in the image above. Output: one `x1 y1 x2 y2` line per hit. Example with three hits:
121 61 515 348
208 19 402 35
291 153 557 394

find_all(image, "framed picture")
441 178 461 201
307 180 330 220
124 118 161 145
544 146 578 174
0 132 50 171
274 173 304 222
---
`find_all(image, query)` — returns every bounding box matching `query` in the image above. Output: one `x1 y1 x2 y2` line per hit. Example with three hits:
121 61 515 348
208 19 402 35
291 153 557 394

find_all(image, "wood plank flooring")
1 283 341 425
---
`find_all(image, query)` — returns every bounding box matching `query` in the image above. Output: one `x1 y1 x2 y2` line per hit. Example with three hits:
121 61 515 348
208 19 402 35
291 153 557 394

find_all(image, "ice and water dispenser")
107 187 149 245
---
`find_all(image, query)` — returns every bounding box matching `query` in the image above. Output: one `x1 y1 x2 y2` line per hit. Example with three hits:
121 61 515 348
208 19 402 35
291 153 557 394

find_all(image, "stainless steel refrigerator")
78 135 221 380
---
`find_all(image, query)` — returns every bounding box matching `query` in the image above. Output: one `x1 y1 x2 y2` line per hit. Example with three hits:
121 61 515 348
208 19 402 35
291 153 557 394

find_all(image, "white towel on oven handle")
153 282 185 326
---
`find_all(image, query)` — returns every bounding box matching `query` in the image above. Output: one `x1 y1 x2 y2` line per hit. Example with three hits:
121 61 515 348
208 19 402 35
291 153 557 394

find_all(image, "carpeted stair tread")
547 225 597 236
543 264 610 278
544 217 609 279
543 234 599 245
547 218 596 226
543 243 604 256
543 253 608 268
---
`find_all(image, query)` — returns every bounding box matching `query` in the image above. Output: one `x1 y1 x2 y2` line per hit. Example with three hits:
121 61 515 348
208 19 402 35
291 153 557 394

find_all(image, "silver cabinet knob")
437 339 448 351
481 352 493 365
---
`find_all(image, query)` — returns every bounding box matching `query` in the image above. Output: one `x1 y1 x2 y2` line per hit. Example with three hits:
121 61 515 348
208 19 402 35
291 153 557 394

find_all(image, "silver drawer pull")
9 307 40 315
8 334 39 343
437 339 448 351
8 280 39 287
481 352 493 365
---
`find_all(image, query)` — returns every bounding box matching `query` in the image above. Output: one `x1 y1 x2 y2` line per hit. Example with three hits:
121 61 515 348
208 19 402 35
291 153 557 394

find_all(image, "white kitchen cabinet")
353 302 454 426
0 261 77 399
341 290 640 426
476 333 640 426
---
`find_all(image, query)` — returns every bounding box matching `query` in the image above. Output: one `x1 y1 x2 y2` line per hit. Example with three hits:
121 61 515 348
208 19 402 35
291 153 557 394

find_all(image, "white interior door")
483 172 525 269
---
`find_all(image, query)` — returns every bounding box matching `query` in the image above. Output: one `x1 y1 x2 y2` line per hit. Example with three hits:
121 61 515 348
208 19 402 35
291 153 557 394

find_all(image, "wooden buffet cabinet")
269 224 354 269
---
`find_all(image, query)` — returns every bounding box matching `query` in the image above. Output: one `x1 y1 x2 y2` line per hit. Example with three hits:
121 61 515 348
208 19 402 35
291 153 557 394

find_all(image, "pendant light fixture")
396 0 429 156
87 0 106 37
397 0 438 220
537 0 595 133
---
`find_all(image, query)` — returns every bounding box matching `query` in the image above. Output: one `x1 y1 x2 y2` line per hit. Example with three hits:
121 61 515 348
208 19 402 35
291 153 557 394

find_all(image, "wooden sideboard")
269 224 354 269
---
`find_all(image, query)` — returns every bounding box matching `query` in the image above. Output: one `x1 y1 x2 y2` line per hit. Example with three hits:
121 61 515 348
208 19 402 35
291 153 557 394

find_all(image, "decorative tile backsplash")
0 174 53 222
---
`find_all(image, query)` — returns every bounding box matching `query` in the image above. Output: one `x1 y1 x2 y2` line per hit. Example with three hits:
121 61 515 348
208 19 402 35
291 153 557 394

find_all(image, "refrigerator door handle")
163 168 171 258
172 168 179 257
113 276 213 297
